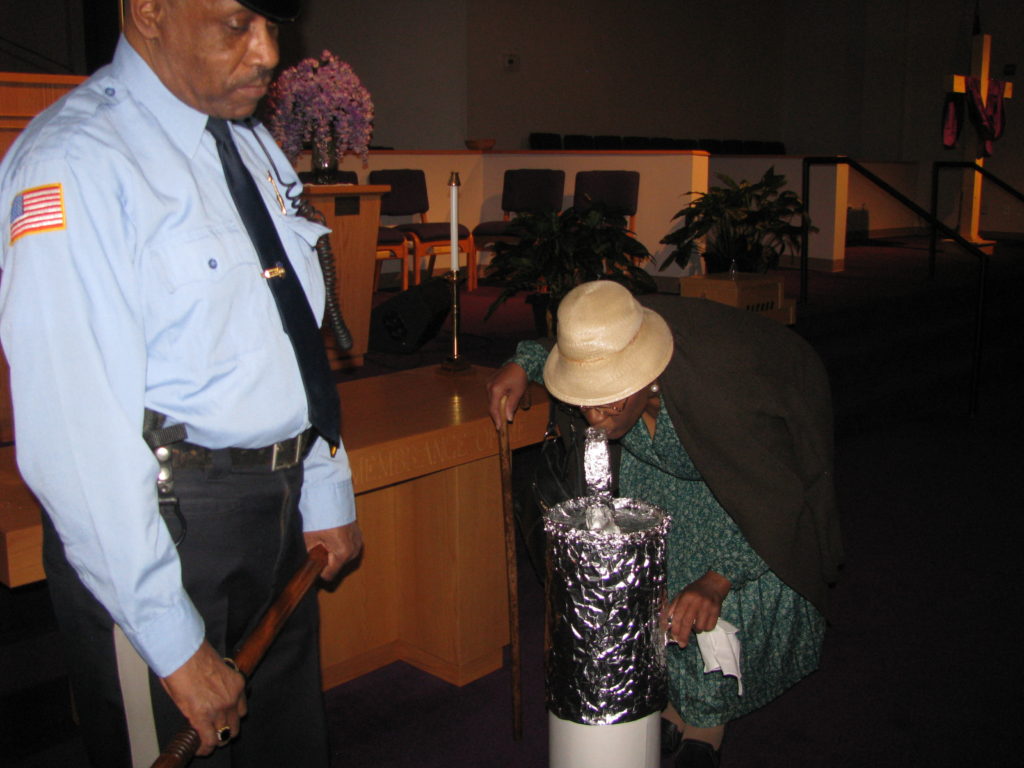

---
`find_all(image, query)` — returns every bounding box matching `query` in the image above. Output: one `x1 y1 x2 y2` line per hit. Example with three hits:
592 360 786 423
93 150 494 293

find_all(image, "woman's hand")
487 363 529 429
661 570 731 648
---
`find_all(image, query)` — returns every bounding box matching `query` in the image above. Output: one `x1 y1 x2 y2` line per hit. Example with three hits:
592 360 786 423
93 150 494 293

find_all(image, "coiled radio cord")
295 198 353 352
247 118 353 352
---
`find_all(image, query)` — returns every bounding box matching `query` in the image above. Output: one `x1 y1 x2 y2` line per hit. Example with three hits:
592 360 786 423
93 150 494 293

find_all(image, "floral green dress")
514 341 825 726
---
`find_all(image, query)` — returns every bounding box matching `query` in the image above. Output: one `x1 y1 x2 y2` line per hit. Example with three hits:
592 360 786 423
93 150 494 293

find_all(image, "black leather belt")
167 429 315 472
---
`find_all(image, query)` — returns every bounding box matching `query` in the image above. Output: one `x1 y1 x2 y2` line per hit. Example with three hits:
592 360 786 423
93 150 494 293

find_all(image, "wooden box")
680 272 796 324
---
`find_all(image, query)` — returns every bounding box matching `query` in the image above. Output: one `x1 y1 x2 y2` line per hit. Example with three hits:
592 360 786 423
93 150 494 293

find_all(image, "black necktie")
207 117 339 450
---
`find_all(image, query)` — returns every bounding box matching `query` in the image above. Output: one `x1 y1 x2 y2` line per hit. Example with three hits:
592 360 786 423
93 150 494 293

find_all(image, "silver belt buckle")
271 434 303 471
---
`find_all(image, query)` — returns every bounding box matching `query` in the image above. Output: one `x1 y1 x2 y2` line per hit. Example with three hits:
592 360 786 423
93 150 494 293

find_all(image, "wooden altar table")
1 365 550 689
318 365 549 688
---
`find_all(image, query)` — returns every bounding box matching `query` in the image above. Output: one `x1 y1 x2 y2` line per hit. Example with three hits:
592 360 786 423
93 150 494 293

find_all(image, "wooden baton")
151 543 329 768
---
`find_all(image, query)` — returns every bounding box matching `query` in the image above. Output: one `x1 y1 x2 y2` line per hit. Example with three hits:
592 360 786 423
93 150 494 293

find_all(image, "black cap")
237 0 301 22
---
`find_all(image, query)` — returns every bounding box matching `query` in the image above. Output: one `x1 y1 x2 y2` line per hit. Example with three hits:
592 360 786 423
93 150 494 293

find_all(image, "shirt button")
104 87 116 97
208 258 218 269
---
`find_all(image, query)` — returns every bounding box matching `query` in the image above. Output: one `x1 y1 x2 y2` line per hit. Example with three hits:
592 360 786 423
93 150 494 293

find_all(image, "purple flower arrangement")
266 50 374 166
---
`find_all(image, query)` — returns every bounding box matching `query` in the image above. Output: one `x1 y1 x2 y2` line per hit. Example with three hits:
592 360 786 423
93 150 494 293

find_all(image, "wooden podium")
301 184 390 369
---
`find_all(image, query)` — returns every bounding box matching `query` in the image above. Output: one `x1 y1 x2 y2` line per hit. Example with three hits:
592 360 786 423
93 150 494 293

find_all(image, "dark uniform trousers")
41 457 330 767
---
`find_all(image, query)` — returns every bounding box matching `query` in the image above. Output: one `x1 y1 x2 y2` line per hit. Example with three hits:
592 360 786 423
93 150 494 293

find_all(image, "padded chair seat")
377 227 407 244
397 222 471 241
471 220 516 239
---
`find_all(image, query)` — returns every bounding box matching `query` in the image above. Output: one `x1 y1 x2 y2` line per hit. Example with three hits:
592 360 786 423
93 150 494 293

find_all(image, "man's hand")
159 641 246 755
304 521 363 581
486 363 529 429
661 570 731 648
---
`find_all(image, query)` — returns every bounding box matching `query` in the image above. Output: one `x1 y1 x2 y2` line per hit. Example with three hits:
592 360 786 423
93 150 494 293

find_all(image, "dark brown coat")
638 295 843 613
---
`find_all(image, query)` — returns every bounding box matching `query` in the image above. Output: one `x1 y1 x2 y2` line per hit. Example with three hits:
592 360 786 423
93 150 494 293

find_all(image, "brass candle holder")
441 171 471 373
441 269 470 373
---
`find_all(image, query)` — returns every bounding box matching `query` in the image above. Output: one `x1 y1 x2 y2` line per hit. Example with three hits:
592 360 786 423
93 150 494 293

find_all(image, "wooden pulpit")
301 184 390 369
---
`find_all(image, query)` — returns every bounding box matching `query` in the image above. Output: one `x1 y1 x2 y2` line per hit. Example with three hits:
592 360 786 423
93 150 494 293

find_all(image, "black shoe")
660 718 683 756
674 738 721 768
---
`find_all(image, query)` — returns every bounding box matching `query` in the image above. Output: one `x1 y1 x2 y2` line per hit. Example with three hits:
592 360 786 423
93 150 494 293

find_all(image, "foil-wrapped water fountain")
544 427 670 767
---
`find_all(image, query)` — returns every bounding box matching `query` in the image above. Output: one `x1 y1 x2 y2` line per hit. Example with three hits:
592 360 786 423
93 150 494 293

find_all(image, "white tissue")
695 619 743 695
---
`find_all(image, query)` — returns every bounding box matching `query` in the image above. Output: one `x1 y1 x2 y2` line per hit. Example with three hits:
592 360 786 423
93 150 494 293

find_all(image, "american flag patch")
9 184 66 244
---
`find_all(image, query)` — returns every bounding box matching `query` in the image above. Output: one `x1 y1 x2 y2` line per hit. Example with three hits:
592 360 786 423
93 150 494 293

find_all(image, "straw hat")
543 281 674 406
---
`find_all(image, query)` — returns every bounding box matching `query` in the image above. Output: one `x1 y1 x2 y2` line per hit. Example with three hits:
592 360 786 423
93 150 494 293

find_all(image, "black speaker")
369 277 451 354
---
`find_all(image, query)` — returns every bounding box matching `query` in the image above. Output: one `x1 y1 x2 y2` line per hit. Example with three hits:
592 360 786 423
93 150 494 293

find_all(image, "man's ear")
129 0 166 40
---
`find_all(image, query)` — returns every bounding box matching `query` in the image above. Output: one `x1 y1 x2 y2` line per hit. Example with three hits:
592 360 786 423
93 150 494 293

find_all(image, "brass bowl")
464 138 496 151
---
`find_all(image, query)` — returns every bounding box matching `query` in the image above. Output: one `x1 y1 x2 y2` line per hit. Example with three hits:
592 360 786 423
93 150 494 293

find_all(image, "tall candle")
448 171 461 273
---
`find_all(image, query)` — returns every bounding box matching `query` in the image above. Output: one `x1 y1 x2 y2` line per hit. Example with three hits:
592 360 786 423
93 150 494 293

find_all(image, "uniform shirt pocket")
144 224 278 368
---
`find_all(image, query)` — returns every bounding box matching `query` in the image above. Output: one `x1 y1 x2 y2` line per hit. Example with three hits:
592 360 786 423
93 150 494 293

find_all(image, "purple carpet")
3 239 1022 767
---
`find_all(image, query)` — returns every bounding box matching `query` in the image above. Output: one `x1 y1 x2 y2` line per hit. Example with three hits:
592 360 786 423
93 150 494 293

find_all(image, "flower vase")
311 138 338 184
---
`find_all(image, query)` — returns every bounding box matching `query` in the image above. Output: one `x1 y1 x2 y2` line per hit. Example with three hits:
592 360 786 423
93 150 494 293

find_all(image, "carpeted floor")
2 237 1022 767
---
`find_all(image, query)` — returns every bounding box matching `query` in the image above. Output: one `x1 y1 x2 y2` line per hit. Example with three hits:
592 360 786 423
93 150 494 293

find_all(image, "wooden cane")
498 395 524 740
151 544 330 768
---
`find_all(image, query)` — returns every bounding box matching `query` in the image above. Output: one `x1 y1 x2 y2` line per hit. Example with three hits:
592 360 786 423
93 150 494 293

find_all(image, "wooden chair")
368 169 476 290
563 134 596 150
471 169 565 267
318 170 415 292
573 170 645 268
528 132 562 150
572 170 640 233
375 226 411 291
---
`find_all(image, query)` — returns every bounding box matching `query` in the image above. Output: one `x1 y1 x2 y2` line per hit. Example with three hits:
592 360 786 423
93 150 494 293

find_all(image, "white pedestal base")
548 711 660 768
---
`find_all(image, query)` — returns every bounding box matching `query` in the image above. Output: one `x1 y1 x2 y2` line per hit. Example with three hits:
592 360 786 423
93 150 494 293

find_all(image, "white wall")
286 0 1021 234
5 0 1018 233
847 163 922 237
464 0 785 149
293 0 468 151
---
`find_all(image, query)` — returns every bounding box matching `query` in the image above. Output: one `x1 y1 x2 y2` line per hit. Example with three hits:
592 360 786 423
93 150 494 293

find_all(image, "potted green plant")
660 167 812 274
484 205 655 335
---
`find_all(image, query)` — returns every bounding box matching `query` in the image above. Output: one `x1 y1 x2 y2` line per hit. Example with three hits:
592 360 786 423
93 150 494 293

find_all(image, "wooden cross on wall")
950 33 1014 243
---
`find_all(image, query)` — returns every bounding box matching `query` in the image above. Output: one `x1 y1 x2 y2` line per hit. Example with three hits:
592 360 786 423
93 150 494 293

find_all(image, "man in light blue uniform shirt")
0 1 361 765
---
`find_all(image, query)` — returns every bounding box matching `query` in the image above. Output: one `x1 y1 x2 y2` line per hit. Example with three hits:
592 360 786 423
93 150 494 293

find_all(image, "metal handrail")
800 156 991 415
929 161 1024 277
